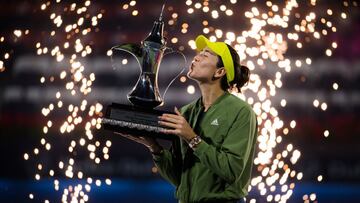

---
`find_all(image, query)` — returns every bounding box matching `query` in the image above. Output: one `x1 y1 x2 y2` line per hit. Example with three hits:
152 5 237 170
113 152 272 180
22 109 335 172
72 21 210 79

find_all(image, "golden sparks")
23 0 113 202
177 0 355 202
17 0 356 202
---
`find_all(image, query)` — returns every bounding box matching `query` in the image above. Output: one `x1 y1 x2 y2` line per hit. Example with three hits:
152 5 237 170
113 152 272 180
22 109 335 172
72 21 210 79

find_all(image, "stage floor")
1 179 359 202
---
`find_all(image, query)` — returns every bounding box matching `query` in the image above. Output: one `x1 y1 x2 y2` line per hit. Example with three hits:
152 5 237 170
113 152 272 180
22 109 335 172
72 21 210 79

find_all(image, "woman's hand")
114 132 162 154
159 107 197 142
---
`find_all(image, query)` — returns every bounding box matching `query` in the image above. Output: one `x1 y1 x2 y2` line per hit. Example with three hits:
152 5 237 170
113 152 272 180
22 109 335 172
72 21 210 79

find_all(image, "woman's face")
187 47 221 83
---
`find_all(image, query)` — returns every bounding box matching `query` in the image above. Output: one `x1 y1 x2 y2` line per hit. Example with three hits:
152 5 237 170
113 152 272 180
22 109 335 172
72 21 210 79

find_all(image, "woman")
120 35 258 203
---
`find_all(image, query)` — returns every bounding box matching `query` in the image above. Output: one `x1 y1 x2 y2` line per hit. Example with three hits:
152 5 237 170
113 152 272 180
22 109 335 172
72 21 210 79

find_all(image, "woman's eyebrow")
204 49 216 56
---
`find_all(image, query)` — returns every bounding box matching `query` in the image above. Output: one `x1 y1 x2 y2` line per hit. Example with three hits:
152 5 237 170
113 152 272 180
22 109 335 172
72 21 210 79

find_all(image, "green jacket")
153 92 258 203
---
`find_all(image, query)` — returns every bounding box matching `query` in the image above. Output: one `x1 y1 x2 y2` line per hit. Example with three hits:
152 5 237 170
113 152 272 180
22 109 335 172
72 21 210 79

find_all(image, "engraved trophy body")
102 5 180 140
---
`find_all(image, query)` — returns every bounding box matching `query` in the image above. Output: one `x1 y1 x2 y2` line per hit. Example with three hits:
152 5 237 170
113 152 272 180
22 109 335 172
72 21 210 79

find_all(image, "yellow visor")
195 35 234 83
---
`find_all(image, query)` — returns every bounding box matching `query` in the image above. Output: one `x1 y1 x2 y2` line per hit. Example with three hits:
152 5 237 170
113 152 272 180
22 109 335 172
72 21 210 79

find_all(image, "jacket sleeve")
152 139 182 187
193 106 257 184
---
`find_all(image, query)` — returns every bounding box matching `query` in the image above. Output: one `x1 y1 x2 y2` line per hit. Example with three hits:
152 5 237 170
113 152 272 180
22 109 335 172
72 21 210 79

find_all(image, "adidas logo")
211 118 219 126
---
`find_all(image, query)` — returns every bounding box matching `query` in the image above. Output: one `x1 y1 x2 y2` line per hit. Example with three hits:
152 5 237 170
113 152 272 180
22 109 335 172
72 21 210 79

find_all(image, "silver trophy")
102 4 183 140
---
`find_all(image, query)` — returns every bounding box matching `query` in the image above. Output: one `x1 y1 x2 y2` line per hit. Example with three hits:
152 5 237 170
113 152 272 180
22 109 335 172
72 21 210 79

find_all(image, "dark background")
0 0 360 202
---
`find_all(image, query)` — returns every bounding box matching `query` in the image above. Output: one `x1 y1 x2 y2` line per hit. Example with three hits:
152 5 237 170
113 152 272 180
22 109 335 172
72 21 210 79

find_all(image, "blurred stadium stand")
1 0 360 202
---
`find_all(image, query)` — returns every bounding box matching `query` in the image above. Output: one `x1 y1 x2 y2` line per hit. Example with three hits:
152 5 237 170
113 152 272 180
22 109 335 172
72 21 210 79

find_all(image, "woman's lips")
189 63 194 71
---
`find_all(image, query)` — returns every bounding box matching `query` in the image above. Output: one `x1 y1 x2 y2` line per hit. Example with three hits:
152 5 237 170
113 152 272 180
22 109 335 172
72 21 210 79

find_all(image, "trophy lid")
143 4 166 46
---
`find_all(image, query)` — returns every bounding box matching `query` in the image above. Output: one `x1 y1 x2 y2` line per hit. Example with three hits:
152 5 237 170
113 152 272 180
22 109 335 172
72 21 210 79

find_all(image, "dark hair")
216 44 250 92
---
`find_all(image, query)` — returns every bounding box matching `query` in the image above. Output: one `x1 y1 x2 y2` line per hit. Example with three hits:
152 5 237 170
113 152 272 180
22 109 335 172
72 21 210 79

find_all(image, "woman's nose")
194 55 200 62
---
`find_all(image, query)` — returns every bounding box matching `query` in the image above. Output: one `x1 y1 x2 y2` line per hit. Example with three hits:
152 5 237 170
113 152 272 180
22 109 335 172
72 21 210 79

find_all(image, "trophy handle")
160 47 187 103
111 43 143 70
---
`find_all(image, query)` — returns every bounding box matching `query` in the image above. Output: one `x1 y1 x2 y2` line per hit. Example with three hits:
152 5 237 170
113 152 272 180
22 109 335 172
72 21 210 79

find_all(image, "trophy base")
102 103 176 140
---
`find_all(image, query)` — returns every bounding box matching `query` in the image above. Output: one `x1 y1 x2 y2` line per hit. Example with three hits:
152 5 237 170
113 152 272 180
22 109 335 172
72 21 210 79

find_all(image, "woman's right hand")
114 132 163 154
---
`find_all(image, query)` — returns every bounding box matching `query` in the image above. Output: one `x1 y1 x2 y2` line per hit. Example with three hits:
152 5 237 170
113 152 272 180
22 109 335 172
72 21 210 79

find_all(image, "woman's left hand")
159 107 197 142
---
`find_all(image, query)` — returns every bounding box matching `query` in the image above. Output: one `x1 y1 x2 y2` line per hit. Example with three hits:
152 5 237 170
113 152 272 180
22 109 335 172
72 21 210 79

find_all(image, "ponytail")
217 44 250 92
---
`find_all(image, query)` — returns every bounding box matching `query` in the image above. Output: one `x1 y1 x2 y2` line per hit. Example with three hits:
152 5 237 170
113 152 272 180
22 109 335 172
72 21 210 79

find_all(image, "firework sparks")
22 0 112 202
122 0 139 16
0 29 30 73
17 0 357 202
174 0 356 202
